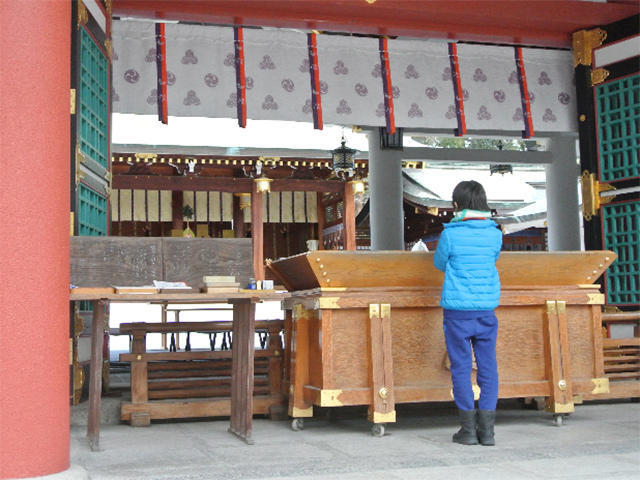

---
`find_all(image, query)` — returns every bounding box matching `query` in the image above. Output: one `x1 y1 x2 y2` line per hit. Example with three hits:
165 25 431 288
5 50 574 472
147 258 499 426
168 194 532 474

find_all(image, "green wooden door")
575 15 639 308
72 1 111 238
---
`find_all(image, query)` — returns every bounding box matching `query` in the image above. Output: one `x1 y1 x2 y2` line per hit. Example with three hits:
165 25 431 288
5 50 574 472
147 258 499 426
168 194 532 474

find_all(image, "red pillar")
0 2 71 478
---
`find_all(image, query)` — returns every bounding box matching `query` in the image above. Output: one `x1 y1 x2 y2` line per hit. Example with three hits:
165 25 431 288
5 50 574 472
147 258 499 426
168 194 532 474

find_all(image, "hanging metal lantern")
332 136 357 177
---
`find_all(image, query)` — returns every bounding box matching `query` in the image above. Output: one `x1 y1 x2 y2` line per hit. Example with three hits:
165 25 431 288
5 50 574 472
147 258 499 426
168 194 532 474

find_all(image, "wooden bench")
119 319 286 425
587 311 640 400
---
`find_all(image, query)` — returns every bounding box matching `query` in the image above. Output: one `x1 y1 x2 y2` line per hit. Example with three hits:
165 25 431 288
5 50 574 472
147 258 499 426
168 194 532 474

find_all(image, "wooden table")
69 291 288 451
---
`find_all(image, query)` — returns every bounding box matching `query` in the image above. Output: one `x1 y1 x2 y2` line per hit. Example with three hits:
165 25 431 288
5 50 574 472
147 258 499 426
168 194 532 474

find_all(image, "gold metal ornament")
591 377 610 395
77 1 89 28
572 28 607 67
591 68 610 86
580 170 616 220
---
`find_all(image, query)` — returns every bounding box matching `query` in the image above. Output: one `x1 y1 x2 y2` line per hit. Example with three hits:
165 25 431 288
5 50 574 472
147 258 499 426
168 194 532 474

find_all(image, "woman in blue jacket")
433 180 503 446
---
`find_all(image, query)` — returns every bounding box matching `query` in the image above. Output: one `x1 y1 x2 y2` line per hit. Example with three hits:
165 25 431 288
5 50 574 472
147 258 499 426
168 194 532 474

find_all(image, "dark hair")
452 180 490 211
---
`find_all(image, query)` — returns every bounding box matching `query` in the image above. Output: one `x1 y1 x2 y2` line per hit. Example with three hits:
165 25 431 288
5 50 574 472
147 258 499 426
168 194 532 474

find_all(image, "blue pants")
443 309 499 411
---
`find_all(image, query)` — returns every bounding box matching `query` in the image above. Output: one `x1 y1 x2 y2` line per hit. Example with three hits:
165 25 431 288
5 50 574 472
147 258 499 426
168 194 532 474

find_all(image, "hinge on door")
70 89 76 114
580 170 616 220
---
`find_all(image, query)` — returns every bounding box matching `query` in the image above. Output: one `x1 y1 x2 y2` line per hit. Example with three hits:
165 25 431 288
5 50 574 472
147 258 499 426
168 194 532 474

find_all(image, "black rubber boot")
477 409 496 446
452 409 478 445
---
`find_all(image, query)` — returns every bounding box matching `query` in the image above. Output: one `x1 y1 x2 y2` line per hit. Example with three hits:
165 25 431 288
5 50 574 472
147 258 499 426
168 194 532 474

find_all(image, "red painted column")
0 1 71 479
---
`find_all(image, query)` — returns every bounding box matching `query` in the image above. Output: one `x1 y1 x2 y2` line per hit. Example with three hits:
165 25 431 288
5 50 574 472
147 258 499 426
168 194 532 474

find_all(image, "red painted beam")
113 0 639 48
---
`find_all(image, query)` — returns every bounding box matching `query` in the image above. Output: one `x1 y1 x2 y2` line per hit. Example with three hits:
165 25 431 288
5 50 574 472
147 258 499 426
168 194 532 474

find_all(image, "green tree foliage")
411 136 525 151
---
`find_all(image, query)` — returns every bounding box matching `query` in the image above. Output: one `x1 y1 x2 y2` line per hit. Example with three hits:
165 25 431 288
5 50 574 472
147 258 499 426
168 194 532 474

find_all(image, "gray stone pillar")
545 135 582 251
367 129 405 250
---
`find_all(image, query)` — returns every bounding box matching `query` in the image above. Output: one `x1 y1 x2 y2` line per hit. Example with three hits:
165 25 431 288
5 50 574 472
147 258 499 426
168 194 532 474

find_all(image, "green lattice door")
575 16 639 308
69 0 113 404
71 1 111 237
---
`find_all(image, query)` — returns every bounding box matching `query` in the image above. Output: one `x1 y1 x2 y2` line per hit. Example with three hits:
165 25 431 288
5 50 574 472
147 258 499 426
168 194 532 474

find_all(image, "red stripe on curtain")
234 26 247 128
448 43 466 136
515 47 535 138
155 23 168 124
307 32 323 130
379 37 396 135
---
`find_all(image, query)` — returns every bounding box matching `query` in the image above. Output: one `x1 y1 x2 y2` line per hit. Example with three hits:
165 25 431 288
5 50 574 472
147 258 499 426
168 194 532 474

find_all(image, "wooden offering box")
268 250 617 433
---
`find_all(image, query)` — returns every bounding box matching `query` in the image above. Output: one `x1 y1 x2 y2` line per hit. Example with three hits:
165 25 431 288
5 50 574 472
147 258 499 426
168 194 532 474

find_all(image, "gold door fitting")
580 170 616 221
572 28 607 67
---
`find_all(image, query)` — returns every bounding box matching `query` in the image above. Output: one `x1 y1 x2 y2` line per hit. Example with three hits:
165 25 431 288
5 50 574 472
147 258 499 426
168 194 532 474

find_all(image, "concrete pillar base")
20 465 88 480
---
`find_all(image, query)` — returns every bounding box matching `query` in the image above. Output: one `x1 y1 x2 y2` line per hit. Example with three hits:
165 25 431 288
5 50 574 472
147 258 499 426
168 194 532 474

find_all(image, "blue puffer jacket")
433 219 503 310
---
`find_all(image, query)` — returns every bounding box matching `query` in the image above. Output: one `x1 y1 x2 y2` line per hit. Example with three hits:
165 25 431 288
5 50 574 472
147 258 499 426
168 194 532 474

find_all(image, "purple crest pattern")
333 60 348 75
124 69 139 83
281 79 295 92
392 86 400 98
337 99 352 114
259 55 276 70
181 50 198 65
376 103 385 117
302 99 312 114
493 90 506 103
477 105 492 120
538 71 552 85
408 103 423 118
299 58 310 73
371 64 382 78
246 77 254 89
262 95 278 110
543 108 557 122
425 87 439 100
405 64 419 79
513 107 523 122
183 90 200 106
167 72 176 86
442 67 452 81
473 68 487 82
146 89 157 105
319 81 328 95
204 73 219 88
558 92 570 105
508 71 518 84
224 53 235 67
355 83 368 96
445 105 457 119
226 93 237 108
145 48 156 63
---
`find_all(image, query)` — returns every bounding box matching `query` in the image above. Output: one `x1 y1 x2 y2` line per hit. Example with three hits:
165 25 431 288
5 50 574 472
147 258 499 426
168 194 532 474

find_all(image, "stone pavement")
69 399 640 480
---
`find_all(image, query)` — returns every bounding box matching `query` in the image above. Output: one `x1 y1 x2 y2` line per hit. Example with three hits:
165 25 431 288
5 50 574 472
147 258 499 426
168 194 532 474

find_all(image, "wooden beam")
171 190 183 231
251 182 264 281
113 175 345 193
316 192 325 250
401 147 553 164
343 182 356 251
233 193 246 238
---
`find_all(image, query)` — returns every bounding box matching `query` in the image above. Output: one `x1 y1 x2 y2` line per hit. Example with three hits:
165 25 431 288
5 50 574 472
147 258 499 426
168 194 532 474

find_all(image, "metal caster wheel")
552 414 564 427
291 418 304 431
371 423 386 437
